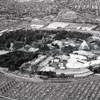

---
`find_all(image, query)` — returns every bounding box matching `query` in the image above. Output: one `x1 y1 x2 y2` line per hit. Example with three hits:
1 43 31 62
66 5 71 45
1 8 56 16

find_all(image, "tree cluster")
61 45 78 55
37 71 74 79
89 66 100 74
0 29 92 50
0 30 46 50
37 71 56 78
54 30 92 40
0 50 38 71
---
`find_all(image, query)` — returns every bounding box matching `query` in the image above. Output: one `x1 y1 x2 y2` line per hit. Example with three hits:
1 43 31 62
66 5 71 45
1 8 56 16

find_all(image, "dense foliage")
89 66 100 74
61 45 78 55
37 71 56 78
0 50 38 71
37 71 74 79
0 29 92 50
54 30 92 40
0 30 46 50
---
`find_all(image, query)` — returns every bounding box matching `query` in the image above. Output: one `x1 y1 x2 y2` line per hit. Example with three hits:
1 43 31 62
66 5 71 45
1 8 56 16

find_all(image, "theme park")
1 0 100 100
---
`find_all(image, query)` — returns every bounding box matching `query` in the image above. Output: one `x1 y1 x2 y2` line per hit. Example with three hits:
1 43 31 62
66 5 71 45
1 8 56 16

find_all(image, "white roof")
55 69 90 75
53 58 60 63
47 22 69 29
39 56 53 67
84 60 100 68
52 40 63 47
97 56 100 60
89 60 100 67
66 53 89 68
31 18 45 25
31 55 46 65
66 61 84 69
28 48 39 52
0 50 9 55
61 55 69 60
41 66 55 72
52 40 62 44
73 50 95 58
30 24 44 29
56 55 69 61
66 59 90 69
60 66 65 69
67 58 100 69
69 53 87 60
79 40 90 50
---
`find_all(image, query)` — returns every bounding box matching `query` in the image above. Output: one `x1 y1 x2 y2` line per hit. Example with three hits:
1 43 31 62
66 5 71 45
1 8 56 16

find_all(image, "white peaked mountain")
79 40 90 50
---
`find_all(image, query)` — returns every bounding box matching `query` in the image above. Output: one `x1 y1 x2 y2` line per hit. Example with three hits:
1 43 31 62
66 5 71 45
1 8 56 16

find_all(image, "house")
73 50 95 59
81 24 97 31
47 22 69 29
52 40 64 48
40 66 55 72
28 47 39 53
30 18 46 29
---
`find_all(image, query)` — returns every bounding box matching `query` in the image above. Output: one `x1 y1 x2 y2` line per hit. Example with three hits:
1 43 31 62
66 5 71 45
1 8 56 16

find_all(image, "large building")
46 22 69 29
30 18 46 29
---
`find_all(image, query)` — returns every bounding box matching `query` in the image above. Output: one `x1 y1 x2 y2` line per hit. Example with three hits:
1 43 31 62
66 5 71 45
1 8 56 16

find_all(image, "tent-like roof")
79 40 90 50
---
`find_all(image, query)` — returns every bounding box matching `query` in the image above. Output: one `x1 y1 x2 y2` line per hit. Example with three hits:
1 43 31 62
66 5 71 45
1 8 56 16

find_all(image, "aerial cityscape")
1 0 100 100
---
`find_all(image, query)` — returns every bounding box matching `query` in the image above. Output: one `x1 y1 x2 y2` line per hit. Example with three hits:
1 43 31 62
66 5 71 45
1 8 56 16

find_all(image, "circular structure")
55 68 93 77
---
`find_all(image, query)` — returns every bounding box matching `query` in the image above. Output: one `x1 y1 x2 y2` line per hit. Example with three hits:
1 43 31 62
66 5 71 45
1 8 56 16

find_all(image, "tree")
0 51 38 71
60 73 66 78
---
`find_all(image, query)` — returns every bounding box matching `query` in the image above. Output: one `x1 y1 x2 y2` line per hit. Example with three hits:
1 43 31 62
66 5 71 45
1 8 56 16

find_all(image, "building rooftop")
46 22 69 29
